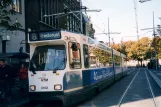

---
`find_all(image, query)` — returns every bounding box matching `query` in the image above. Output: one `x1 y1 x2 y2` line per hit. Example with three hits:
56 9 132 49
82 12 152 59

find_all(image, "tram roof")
28 30 125 56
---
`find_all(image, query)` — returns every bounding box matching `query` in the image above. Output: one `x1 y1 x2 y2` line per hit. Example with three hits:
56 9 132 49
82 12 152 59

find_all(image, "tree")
151 36 161 59
127 37 151 66
111 37 152 66
0 0 21 30
110 44 120 51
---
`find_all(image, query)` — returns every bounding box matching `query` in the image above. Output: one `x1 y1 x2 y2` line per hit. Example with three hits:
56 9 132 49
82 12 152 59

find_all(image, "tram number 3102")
41 86 48 89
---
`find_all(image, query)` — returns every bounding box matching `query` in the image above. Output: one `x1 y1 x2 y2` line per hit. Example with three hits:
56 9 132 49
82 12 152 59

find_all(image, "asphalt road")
75 68 161 107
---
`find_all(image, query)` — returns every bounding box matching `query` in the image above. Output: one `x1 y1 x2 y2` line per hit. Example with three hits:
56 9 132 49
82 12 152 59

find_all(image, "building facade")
0 0 94 56
0 0 26 54
25 0 84 33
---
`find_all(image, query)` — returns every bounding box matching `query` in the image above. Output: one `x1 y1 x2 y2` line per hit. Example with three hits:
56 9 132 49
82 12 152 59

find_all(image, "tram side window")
68 42 81 69
114 55 121 66
95 49 112 67
124 58 126 66
121 57 124 67
83 44 89 68
104 51 112 67
89 46 97 68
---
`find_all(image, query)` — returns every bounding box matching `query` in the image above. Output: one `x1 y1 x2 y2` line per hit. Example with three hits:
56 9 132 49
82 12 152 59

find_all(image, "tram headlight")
54 84 62 90
30 85 36 91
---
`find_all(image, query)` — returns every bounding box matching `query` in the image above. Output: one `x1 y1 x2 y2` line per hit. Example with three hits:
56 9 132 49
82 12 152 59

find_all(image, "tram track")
145 69 159 107
76 67 139 107
116 68 159 107
127 67 136 75
116 68 140 107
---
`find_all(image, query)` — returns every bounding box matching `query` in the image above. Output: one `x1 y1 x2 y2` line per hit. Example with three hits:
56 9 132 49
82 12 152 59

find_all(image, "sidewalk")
0 82 29 107
147 68 161 88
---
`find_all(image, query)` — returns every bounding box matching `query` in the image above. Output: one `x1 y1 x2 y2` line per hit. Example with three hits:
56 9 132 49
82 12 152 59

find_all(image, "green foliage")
0 0 22 30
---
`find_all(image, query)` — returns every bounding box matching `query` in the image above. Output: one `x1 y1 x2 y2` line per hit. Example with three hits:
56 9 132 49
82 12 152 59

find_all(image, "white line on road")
127 68 136 75
145 69 159 107
147 69 161 88
116 68 140 107
91 101 96 107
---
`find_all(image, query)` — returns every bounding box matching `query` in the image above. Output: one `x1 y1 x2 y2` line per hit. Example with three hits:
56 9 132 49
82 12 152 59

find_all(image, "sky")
82 0 161 44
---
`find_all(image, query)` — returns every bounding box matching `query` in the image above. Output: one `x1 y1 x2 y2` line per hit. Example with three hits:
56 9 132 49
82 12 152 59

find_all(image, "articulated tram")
28 30 128 106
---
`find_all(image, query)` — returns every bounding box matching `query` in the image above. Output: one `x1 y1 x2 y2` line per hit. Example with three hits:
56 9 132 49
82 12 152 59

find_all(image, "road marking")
127 68 136 75
147 69 161 88
91 101 96 107
116 68 140 107
145 69 159 107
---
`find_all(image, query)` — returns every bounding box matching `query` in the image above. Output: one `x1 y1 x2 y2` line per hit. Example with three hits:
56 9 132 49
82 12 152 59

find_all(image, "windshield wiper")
30 61 37 74
53 58 66 73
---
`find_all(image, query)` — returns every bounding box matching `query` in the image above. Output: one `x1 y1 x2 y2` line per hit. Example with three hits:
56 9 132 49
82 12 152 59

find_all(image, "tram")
28 30 128 106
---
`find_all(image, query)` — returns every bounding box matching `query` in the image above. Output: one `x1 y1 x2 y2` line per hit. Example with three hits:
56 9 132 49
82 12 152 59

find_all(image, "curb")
148 69 161 88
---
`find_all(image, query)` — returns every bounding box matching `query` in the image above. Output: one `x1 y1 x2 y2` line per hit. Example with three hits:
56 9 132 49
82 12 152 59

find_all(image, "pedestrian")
19 63 28 97
0 59 12 100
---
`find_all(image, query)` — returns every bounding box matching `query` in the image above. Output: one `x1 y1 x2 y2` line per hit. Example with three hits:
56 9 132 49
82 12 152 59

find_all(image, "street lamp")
43 7 101 34
43 9 101 17
43 6 101 17
139 0 151 3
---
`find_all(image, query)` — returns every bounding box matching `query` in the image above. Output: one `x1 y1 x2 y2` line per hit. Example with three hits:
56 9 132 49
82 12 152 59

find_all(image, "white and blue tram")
28 30 128 106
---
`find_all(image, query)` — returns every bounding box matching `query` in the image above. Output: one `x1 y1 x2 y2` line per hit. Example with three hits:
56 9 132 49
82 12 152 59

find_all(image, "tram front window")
29 45 66 71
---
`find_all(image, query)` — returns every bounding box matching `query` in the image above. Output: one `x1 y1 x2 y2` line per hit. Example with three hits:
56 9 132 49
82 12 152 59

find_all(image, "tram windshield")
29 45 66 71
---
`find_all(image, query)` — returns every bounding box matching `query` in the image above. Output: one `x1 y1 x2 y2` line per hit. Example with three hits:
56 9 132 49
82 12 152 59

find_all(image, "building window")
12 0 21 13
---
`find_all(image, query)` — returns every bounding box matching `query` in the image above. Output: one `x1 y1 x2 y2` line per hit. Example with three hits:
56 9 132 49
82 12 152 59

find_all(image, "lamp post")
95 17 121 47
139 0 158 71
142 17 158 71
158 17 161 36
108 17 110 47
152 11 157 71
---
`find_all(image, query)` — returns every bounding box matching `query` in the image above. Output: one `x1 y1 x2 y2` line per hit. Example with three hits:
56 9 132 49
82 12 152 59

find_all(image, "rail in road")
117 68 159 107
77 68 161 107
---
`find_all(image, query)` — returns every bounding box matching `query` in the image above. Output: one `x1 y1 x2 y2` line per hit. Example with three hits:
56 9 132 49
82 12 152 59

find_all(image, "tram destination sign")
29 31 61 41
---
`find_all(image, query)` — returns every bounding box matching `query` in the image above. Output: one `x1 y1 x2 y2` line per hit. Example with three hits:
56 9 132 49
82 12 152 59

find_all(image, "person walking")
0 59 12 100
19 63 28 97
